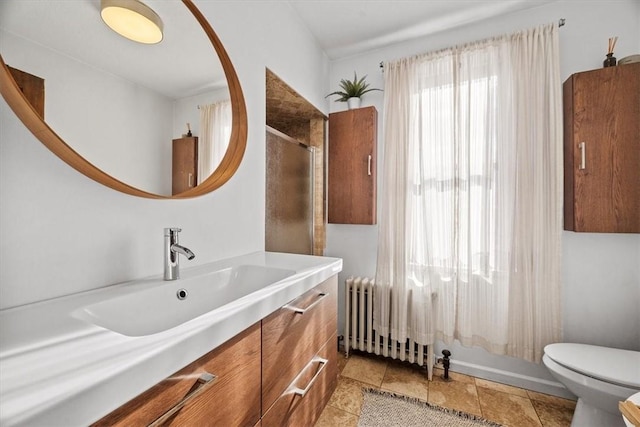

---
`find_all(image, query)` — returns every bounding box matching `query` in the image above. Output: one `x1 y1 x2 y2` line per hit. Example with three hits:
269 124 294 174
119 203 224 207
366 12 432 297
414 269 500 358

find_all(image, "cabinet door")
261 335 338 427
564 63 640 232
262 276 337 414
94 322 261 427
172 137 198 195
328 107 377 224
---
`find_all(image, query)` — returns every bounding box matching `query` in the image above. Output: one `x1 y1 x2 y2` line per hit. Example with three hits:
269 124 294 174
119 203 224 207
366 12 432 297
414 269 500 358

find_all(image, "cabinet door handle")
367 155 372 176
188 173 193 187
287 356 328 397
579 142 586 170
148 372 217 427
284 292 328 315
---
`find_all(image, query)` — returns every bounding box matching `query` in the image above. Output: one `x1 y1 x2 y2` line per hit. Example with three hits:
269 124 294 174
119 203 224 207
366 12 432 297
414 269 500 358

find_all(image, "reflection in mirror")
0 0 234 196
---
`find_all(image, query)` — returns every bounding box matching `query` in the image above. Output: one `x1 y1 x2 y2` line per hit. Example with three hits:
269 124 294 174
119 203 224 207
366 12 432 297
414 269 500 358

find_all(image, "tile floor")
316 352 576 427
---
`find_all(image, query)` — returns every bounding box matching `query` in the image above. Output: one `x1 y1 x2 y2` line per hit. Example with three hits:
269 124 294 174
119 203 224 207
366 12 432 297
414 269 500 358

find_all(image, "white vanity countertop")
0 251 342 427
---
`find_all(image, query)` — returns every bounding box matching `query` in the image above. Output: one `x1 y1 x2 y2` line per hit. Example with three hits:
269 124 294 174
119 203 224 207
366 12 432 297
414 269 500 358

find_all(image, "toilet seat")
545 343 640 389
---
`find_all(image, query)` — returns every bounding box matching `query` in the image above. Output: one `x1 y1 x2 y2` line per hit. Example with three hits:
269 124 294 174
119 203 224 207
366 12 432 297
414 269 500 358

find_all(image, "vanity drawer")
262 334 338 427
93 322 261 427
261 276 337 413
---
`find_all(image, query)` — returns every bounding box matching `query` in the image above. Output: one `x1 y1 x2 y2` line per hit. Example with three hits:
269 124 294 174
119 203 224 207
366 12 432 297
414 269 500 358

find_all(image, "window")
408 75 498 282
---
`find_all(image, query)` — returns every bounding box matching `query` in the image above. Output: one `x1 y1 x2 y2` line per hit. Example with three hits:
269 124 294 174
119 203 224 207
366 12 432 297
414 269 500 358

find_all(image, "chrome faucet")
164 228 195 281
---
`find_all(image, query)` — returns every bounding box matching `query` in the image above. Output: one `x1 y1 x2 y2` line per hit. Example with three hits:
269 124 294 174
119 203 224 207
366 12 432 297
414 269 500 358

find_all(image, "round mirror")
0 0 246 198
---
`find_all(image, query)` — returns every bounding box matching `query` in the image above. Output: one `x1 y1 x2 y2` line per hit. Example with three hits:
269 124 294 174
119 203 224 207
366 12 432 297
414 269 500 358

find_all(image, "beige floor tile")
428 376 482 416
381 361 429 401
336 351 349 374
478 387 542 427
433 367 476 384
527 390 577 410
315 404 359 427
327 376 367 416
476 378 529 397
341 354 388 387
322 353 577 427
531 399 574 427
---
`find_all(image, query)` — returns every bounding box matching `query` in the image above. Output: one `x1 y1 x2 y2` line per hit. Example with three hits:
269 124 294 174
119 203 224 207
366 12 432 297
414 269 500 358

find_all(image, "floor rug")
358 388 503 427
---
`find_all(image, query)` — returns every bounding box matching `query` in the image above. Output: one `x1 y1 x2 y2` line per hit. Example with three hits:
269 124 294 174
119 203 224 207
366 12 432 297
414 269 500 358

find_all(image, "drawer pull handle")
148 372 217 427
287 356 328 397
285 292 328 314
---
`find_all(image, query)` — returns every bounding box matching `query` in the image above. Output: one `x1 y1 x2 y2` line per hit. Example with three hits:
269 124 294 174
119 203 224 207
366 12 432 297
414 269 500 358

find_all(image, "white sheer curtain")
374 23 562 362
198 100 232 184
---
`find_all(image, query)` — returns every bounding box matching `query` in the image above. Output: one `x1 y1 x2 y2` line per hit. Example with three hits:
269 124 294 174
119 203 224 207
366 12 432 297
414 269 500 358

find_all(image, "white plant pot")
347 97 361 110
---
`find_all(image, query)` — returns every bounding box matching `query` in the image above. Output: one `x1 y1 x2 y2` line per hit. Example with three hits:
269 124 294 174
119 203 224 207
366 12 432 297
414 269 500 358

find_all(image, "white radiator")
344 277 434 380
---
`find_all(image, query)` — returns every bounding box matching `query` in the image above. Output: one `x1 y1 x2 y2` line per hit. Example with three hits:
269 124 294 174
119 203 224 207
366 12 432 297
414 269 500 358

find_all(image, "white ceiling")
288 0 558 60
0 1 558 99
0 0 226 99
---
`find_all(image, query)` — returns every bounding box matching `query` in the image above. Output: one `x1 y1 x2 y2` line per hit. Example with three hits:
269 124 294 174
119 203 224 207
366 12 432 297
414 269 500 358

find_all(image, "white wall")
172 87 230 139
326 0 640 396
0 30 175 195
0 1 329 309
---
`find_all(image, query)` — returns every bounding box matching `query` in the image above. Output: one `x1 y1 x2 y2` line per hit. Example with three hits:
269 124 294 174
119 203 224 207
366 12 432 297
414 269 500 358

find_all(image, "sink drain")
176 289 188 300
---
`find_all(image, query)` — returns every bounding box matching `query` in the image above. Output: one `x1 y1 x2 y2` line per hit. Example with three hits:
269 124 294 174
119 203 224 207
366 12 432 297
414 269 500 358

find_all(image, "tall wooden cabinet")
563 63 640 233
328 106 377 224
172 136 198 195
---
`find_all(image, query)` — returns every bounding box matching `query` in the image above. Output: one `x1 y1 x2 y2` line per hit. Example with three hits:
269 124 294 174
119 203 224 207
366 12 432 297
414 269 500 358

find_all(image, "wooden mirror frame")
0 0 247 199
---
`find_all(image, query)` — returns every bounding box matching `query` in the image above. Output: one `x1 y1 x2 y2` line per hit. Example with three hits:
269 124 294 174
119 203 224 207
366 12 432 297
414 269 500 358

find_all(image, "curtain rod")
379 18 566 69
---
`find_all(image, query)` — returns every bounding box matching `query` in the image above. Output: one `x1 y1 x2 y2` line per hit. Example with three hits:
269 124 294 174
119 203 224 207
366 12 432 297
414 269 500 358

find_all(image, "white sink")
0 251 342 427
72 264 295 336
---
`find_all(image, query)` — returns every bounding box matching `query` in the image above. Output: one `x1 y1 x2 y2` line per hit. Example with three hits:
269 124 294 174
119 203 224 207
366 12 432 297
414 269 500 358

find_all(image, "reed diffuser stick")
608 36 618 54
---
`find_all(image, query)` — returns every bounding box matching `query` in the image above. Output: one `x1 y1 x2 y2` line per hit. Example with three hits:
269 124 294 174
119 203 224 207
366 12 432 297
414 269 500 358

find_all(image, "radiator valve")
442 349 451 381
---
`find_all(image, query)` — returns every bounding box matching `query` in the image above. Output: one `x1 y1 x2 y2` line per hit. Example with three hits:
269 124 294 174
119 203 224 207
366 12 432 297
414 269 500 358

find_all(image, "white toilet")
543 343 640 427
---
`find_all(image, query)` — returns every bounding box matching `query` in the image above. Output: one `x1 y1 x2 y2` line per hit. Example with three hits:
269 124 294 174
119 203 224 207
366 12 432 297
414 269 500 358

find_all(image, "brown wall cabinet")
172 136 198 195
94 276 338 427
328 106 377 224
563 63 640 233
8 66 44 119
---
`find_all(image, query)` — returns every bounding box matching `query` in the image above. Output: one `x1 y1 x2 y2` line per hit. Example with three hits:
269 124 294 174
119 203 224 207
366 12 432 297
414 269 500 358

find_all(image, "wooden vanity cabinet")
93 322 261 427
94 276 339 427
563 63 640 232
261 276 338 426
328 107 377 224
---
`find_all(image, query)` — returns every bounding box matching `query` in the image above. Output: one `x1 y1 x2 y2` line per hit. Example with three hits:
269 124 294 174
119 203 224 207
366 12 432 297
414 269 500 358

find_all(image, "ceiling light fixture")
100 0 163 44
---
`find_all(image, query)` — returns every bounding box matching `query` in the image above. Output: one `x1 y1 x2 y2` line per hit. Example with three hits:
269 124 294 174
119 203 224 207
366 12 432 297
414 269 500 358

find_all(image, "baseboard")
446 359 576 400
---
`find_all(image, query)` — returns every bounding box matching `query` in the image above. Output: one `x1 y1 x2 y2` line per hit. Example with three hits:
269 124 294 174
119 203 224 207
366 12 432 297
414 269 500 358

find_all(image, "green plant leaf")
325 71 382 102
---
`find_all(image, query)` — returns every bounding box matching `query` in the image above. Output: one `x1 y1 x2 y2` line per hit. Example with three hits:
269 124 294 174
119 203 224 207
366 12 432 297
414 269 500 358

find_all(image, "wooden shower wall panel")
310 118 326 255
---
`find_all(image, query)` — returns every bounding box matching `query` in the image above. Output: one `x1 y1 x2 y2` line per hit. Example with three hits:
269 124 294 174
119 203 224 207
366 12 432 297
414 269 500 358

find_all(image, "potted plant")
326 72 381 110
